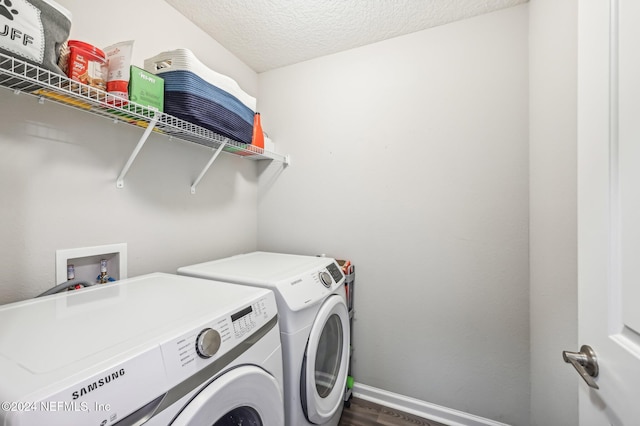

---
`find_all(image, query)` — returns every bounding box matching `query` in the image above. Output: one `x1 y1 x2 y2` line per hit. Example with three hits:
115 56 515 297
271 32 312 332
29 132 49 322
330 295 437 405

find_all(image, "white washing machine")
178 252 350 426
0 273 284 426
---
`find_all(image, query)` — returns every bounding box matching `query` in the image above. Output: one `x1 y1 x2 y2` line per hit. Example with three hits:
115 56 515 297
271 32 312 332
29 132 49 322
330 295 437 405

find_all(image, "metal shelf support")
116 114 159 188
191 140 228 194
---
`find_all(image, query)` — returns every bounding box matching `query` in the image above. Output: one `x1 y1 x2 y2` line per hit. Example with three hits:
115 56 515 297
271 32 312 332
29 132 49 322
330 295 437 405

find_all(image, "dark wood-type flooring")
338 397 449 426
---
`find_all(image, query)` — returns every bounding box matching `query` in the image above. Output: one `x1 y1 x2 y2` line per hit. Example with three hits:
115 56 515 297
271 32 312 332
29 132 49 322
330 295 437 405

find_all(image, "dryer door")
301 294 350 424
171 365 284 425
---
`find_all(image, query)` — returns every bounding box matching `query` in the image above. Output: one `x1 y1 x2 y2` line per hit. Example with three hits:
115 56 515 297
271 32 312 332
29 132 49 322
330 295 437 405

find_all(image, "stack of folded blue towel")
144 49 256 144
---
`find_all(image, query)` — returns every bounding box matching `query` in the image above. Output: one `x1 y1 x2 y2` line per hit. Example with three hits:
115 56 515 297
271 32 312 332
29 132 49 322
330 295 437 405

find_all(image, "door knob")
562 345 599 389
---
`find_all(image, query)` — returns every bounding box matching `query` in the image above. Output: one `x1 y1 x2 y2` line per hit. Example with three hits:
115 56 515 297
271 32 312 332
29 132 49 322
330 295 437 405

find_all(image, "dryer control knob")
195 328 221 358
319 271 332 288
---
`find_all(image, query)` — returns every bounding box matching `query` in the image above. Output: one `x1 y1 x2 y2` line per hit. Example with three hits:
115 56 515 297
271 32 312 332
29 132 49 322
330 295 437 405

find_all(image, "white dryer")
0 273 284 426
178 252 350 426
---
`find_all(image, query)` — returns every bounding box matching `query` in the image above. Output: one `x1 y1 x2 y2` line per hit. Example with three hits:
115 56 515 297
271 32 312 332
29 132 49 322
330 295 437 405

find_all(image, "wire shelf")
0 52 287 163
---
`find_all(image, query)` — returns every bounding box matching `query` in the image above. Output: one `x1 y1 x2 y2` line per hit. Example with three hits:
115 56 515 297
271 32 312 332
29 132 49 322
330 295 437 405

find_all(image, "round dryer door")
171 366 284 425
301 294 350 424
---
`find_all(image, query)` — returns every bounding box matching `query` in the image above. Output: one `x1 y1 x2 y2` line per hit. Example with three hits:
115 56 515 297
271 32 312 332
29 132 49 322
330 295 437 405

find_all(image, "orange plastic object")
252 112 264 149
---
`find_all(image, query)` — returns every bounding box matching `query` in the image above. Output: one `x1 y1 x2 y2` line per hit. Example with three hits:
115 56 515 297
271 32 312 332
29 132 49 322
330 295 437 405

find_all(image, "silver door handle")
562 345 599 389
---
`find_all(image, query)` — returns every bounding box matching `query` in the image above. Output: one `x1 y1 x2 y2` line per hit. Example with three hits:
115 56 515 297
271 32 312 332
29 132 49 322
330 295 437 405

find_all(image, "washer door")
301 295 350 424
171 366 284 426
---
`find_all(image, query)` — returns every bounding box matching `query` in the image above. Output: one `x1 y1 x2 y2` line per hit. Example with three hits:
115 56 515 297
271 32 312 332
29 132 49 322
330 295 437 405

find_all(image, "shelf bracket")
116 115 158 189
191 141 227 194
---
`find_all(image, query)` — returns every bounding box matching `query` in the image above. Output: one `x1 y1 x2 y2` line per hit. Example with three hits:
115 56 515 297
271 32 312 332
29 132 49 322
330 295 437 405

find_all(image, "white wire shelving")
0 52 290 193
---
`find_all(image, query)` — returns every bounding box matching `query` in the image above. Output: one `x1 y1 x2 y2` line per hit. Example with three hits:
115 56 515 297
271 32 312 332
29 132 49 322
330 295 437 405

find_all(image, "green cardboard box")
128 66 164 112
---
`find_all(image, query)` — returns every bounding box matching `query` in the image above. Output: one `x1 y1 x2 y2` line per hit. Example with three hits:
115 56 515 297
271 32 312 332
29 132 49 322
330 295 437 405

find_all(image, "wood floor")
338 397 449 426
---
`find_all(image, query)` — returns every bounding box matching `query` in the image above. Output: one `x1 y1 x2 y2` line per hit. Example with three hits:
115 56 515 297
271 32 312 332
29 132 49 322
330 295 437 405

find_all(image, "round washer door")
171 365 284 426
302 294 350 424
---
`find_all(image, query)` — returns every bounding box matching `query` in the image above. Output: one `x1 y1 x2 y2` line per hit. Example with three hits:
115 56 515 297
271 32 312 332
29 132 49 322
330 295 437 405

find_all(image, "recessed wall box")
55 243 127 285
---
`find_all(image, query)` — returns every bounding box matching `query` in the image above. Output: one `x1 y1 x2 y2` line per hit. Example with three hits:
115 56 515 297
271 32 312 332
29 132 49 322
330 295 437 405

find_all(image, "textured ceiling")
164 0 528 73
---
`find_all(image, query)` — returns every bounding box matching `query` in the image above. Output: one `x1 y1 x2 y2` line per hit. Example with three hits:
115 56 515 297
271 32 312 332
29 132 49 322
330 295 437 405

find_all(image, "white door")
301 295 350 424
171 366 284 425
576 0 640 423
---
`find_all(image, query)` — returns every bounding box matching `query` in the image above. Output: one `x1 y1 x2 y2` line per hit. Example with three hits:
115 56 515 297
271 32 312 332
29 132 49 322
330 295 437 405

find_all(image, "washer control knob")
195 328 221 358
319 271 332 288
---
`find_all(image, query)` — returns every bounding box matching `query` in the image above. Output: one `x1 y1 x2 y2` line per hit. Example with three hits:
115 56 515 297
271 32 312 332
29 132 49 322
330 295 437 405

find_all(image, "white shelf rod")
116 115 159 188
191 141 228 194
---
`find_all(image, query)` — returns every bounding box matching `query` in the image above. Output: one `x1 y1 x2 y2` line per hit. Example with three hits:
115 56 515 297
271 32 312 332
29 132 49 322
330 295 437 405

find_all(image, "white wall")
257 6 530 425
529 0 578 424
0 0 260 304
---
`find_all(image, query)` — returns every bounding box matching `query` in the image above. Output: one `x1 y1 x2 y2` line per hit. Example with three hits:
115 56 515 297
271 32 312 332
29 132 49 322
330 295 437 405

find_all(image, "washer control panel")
161 291 277 385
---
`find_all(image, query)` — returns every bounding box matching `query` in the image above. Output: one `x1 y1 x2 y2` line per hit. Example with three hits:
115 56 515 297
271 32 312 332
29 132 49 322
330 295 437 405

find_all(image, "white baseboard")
351 382 511 426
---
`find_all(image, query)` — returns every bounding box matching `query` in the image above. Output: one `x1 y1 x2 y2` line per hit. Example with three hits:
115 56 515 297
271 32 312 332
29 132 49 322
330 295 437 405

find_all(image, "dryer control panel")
277 262 345 312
